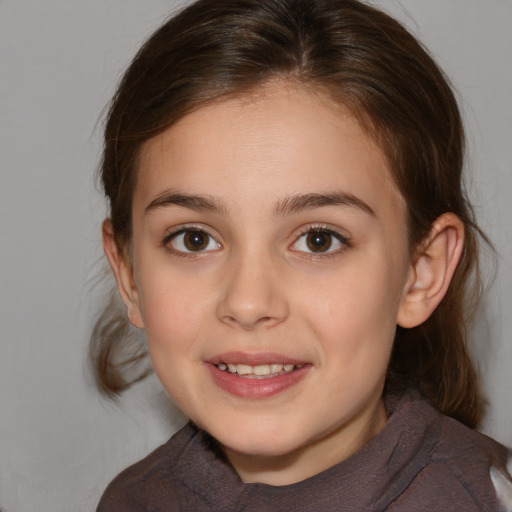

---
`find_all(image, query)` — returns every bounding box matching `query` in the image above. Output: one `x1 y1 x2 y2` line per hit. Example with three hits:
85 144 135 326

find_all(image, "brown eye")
167 229 220 253
183 231 209 251
306 231 332 252
291 228 348 255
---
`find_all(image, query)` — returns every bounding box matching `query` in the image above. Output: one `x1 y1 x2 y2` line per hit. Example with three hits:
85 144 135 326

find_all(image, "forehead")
135 82 404 219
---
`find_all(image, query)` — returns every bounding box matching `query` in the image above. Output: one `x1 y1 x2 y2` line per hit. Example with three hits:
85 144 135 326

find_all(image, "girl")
91 0 511 509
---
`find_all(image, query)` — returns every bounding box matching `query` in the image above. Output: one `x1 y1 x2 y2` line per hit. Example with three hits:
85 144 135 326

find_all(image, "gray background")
1 1 511 510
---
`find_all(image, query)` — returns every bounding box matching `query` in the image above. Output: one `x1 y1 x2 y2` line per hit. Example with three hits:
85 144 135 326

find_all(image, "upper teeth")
217 363 297 376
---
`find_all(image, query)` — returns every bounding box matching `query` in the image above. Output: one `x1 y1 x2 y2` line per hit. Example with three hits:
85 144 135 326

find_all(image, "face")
123 83 414 484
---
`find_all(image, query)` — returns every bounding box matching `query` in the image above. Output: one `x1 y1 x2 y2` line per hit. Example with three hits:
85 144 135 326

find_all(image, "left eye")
292 229 347 254
167 230 220 253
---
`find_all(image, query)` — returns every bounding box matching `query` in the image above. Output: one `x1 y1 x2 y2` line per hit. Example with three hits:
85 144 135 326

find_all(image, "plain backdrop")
1 1 511 510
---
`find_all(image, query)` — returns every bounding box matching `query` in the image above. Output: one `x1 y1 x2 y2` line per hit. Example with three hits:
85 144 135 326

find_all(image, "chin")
208 420 309 458
224 439 296 458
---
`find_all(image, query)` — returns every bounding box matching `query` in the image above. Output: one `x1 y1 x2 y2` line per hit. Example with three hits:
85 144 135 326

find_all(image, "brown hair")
91 0 487 427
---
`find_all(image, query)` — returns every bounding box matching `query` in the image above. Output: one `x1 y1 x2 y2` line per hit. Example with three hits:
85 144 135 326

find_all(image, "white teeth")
217 362 299 377
236 364 253 376
252 364 271 376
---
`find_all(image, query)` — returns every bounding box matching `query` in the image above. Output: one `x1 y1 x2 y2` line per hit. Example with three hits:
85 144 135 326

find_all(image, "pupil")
184 231 208 251
307 232 331 252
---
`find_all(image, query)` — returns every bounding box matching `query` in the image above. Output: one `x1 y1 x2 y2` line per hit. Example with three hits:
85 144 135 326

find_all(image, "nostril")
220 313 284 330
257 316 274 325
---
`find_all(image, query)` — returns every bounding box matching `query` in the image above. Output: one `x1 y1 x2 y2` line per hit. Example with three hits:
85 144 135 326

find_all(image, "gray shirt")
97 390 509 511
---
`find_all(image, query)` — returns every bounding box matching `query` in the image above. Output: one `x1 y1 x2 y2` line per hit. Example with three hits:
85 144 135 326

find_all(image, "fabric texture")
97 391 509 511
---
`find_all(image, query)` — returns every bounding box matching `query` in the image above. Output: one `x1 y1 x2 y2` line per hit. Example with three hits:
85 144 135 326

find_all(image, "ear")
397 213 464 328
102 219 144 329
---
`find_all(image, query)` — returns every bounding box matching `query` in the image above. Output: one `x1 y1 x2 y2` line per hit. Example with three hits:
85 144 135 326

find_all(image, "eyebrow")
273 192 375 217
145 191 229 215
145 190 375 217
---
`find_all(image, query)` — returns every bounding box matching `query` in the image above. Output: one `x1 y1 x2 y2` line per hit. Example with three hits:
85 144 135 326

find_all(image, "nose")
216 249 289 330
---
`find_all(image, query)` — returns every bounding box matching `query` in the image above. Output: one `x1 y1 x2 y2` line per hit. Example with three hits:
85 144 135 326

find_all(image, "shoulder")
96 423 199 512
430 416 510 509
434 413 507 470
387 397 510 511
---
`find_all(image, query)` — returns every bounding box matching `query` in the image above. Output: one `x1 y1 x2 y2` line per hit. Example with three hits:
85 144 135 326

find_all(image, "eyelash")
162 225 221 257
290 225 350 259
161 224 350 259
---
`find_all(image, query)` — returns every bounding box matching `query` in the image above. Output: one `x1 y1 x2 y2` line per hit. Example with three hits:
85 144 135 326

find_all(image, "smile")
216 363 303 378
207 356 310 399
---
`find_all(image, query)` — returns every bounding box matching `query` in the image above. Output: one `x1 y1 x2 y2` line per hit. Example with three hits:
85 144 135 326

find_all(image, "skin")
105 82 464 485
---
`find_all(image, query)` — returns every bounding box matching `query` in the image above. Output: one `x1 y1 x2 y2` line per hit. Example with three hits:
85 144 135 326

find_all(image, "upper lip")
207 351 307 366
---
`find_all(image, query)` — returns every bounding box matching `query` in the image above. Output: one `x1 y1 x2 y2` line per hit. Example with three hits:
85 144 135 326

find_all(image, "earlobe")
397 213 464 329
102 219 144 329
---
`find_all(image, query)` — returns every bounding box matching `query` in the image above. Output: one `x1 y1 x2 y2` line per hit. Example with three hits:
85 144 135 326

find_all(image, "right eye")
165 229 221 254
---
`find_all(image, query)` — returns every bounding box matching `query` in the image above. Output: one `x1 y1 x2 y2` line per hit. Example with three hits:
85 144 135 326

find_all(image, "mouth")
206 353 310 398
215 362 304 379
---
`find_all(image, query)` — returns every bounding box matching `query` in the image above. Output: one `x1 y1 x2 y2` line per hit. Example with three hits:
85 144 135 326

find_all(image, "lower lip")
206 363 311 399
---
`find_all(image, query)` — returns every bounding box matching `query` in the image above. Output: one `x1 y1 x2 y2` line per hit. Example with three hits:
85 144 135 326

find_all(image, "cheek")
137 278 209 401
135 271 211 355
300 262 403 357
